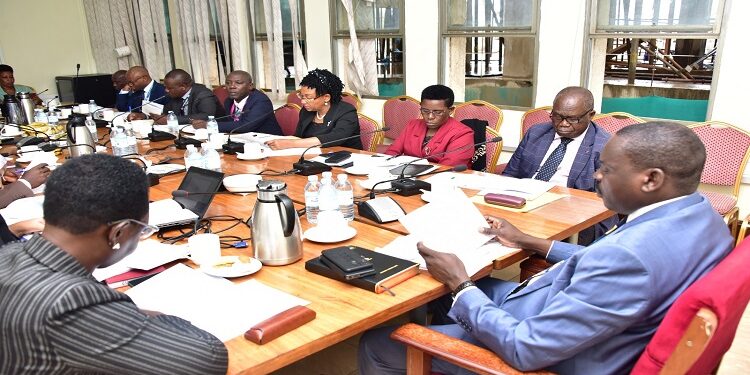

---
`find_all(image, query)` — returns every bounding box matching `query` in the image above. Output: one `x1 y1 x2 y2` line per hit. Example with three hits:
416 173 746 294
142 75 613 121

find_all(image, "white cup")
188 233 221 266
102 109 115 121
60 108 72 118
316 210 347 233
1 126 20 136
78 104 89 114
243 142 263 157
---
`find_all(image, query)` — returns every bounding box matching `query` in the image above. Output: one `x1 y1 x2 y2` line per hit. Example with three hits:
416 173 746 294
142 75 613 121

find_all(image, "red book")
105 266 166 288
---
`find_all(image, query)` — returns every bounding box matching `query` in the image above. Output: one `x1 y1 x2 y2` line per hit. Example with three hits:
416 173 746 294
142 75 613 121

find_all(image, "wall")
0 0 96 102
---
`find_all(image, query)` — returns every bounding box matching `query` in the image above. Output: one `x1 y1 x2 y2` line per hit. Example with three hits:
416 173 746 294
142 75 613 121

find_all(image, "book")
105 266 166 288
305 246 419 294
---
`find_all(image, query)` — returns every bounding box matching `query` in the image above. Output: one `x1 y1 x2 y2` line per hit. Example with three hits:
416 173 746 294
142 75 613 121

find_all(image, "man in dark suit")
124 66 169 120
154 69 224 125
112 70 129 112
193 71 281 135
503 86 616 243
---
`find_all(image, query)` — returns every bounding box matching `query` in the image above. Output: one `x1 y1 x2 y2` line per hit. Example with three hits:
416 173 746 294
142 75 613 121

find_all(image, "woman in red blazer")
385 85 474 167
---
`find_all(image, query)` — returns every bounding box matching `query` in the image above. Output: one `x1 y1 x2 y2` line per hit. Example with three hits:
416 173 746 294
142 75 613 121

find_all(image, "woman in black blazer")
266 69 362 150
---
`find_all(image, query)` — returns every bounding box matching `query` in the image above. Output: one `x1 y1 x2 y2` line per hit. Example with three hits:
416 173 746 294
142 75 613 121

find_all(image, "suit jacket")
503 122 615 242
0 181 33 209
449 193 733 374
218 90 281 135
126 81 169 112
161 84 224 123
385 118 475 167
295 101 362 149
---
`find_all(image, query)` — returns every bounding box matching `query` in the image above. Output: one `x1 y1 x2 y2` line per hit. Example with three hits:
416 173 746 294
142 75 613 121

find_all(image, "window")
441 0 538 108
249 0 306 92
589 0 726 122
331 0 405 97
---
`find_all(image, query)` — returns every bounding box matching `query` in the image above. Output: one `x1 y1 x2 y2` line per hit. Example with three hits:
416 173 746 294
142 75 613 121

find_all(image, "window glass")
596 0 721 31
446 0 533 30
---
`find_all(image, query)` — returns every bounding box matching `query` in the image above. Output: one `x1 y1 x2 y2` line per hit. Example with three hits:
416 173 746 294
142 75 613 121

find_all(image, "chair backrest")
357 113 382 152
453 100 504 131
342 92 362 111
591 112 645 135
212 86 229 107
690 121 750 196
521 106 552 137
631 237 750 375
274 103 301 136
484 127 502 172
286 91 303 107
382 95 420 141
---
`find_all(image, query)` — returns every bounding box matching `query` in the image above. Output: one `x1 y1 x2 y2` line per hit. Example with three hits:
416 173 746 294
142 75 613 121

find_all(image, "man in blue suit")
503 86 614 243
192 70 281 135
358 122 734 374
124 66 169 120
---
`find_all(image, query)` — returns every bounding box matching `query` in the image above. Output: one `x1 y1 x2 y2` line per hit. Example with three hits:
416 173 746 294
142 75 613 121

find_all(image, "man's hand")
191 119 207 128
265 139 299 150
21 164 51 188
9 218 45 237
482 216 552 255
152 114 168 125
126 112 148 121
417 242 470 291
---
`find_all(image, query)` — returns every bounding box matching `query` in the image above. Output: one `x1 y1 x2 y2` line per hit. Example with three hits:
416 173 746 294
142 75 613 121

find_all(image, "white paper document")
124 239 189 270
148 199 199 228
426 173 555 200
0 195 44 225
141 101 164 116
126 264 310 341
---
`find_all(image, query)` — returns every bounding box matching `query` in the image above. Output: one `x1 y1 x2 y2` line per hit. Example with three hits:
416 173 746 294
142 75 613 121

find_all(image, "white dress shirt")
142 80 156 101
532 126 591 186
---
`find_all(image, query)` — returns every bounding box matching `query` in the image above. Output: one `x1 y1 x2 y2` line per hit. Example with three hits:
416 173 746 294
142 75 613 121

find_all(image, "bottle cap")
308 175 318 181
337 174 348 181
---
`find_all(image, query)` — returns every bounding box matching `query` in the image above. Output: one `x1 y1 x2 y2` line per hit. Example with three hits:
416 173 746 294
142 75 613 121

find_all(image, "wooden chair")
690 121 750 239
392 237 750 375
286 91 303 107
341 92 362 111
454 100 504 131
521 106 553 137
591 112 645 135
379 95 421 153
358 113 383 152
482 127 503 173
274 103 301 136
212 86 229 107
738 214 750 246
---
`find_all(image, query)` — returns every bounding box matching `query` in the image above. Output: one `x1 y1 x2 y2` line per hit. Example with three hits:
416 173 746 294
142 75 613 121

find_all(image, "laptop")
148 167 225 229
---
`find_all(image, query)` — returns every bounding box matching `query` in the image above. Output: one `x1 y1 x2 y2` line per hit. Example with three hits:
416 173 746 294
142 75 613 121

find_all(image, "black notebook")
305 246 419 294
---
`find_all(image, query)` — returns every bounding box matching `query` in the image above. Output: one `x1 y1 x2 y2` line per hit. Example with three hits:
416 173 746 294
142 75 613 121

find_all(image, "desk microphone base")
222 141 244 154
293 160 332 176
391 179 431 196
174 137 202 149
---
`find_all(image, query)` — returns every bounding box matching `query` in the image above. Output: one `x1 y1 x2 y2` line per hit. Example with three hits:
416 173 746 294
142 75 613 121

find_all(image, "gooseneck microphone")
109 94 168 125
368 164 467 199
44 96 59 109
222 108 278 154
4 123 57 150
176 107 256 150
293 127 391 176
73 64 81 104
172 189 256 198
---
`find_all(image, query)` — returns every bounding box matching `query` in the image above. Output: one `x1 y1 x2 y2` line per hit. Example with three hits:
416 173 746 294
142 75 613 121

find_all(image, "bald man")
124 66 169 120
503 86 615 244
154 69 224 125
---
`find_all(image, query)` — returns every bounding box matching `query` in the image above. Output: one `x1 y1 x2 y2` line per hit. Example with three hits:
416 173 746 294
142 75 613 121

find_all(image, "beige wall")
0 0 95 101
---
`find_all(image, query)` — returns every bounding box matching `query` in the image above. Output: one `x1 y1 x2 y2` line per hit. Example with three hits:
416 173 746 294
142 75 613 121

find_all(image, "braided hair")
299 69 344 104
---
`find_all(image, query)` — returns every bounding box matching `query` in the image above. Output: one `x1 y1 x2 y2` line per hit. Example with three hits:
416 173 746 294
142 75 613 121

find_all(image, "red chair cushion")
700 191 737 215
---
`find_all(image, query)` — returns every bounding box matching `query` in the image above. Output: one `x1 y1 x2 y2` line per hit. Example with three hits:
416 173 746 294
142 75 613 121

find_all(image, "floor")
271 261 750 374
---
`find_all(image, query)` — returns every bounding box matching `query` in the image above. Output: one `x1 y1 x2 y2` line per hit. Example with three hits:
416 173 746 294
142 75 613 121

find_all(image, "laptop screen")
173 167 225 217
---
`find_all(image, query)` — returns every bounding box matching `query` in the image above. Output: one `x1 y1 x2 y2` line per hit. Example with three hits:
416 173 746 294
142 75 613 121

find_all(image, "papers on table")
141 101 163 116
148 199 199 228
0 195 44 225
92 239 189 281
125 264 310 341
426 173 554 201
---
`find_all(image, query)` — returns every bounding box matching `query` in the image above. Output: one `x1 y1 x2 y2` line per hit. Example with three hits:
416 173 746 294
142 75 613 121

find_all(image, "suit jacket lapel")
529 128 556 175
567 124 596 186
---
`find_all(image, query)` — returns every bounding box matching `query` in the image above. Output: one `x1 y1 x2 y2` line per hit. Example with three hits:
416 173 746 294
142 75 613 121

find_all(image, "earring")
112 243 121 250
324 101 329 106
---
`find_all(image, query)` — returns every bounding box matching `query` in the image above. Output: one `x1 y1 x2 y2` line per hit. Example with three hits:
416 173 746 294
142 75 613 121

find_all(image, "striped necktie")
535 138 573 181
181 96 189 116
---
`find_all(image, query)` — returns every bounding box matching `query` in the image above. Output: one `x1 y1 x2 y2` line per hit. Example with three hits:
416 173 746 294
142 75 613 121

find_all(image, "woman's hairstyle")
299 69 345 104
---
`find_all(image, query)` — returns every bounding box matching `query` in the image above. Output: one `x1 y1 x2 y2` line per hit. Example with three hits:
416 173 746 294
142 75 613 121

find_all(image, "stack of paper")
426 173 554 200
92 239 189 282
125 264 310 341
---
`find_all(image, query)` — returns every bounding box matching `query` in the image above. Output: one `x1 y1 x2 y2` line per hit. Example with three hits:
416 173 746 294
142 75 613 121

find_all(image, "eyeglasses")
420 108 449 117
296 92 322 103
550 109 593 124
109 218 159 240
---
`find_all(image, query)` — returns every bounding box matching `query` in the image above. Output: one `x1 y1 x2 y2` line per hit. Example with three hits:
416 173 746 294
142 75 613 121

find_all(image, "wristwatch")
451 280 476 300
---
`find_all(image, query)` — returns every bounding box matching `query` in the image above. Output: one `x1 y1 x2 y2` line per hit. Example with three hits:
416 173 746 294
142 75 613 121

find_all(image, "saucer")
199 256 262 278
0 131 22 139
237 152 267 161
344 165 372 176
420 190 432 203
304 226 357 243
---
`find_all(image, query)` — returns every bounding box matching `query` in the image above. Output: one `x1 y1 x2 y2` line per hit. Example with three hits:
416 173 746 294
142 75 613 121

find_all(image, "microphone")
172 189 256 198
15 143 96 155
44 96 59 109
109 94 168 125
177 107 257 150
368 164 467 199
5 123 56 150
390 136 501 196
293 127 391 176
174 123 202 149
222 107 278 154
74 64 81 104
37 89 50 96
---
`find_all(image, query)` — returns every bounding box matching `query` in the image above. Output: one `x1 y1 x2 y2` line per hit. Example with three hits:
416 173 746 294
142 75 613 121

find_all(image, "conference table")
2 129 614 375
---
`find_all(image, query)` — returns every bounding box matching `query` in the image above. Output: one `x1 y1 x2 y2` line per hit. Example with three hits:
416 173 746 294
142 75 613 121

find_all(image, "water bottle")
88 99 97 115
33 109 48 124
206 115 219 144
335 174 355 221
166 111 179 135
201 143 222 172
184 144 203 169
85 115 98 142
123 124 138 155
47 111 59 127
111 126 128 156
304 175 321 224
318 176 338 214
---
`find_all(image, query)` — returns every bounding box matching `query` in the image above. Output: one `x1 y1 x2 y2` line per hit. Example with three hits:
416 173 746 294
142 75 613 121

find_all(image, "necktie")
181 97 189 116
534 138 573 181
233 104 242 121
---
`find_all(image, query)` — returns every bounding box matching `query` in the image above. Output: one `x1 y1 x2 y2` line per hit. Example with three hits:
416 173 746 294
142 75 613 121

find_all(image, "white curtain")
170 0 213 85
340 0 379 96
288 0 308 87
212 0 241 82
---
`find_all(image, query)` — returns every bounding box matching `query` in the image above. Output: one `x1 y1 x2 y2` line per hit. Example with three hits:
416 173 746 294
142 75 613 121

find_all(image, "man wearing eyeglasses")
385 85 475 167
502 86 615 243
0 154 228 374
124 66 169 120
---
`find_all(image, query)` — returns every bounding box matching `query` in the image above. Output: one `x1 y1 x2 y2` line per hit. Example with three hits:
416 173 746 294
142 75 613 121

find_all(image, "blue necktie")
535 138 573 181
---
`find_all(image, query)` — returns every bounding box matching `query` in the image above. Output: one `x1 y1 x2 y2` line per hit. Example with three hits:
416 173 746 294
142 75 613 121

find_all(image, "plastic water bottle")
111 126 128 156
123 124 138 155
184 144 203 169
318 176 338 214
33 109 48 124
85 115 98 142
304 175 321 224
47 111 59 127
201 143 222 172
166 111 179 135
88 99 97 115
335 174 355 221
206 115 219 144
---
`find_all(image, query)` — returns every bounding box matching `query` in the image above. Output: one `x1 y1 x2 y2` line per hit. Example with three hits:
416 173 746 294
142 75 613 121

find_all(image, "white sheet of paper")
0 195 44 225
398 190 493 253
476 177 554 201
270 147 321 157
92 259 132 282
141 101 164 116
148 199 199 227
124 239 189 270
126 264 310 341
